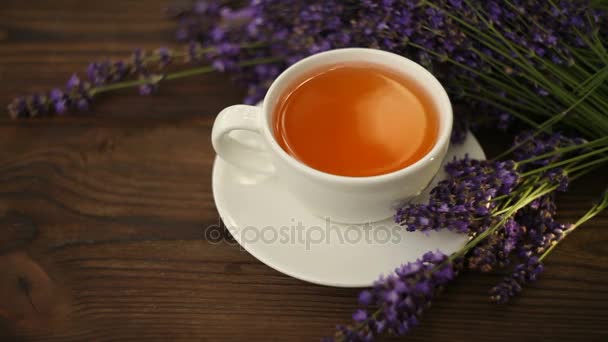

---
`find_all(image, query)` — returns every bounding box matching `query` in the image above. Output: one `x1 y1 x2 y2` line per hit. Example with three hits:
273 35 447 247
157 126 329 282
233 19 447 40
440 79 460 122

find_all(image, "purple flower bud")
212 59 237 72
138 83 155 96
352 309 367 323
157 47 172 67
396 262 422 277
210 27 225 42
414 281 433 296
422 250 446 264
340 251 455 339
448 0 463 9
54 100 67 114
50 88 63 101
66 74 80 91
490 256 544 304
87 63 98 84
418 216 430 226
358 290 372 306
113 61 127 81
384 290 399 303
76 98 89 111
435 265 455 284
216 43 240 55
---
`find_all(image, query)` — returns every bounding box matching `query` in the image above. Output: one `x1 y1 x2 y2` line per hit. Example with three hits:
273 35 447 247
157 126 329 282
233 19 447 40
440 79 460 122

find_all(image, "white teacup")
212 48 452 223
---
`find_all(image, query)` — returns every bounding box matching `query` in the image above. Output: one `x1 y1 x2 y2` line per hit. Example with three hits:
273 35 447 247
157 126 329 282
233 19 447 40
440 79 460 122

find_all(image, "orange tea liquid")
273 64 439 177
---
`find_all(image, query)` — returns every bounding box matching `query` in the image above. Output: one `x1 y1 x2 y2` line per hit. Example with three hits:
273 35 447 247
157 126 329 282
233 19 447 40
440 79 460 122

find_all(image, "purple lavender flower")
503 219 522 254
513 131 585 168
333 251 456 340
76 98 90 111
87 62 107 86
66 74 81 91
512 131 588 191
8 45 200 117
49 88 67 114
397 130 585 278
517 195 557 247
546 168 569 192
490 256 544 304
468 231 509 272
396 157 520 234
138 74 162 96
112 61 128 81
205 43 242 73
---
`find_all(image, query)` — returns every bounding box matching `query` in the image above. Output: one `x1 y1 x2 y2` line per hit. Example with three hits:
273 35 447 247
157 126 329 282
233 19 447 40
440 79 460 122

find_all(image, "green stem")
409 42 546 128
458 183 551 256
478 13 608 137
569 163 603 181
459 91 543 128
145 42 268 63
517 136 608 165
492 183 556 217
521 145 608 177
493 112 581 161
468 47 564 114
90 57 281 96
493 174 544 205
91 79 152 95
566 155 608 174
439 0 608 139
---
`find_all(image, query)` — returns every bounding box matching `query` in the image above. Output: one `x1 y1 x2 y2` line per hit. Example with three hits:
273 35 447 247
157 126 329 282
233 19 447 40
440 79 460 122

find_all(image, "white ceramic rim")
260 48 453 185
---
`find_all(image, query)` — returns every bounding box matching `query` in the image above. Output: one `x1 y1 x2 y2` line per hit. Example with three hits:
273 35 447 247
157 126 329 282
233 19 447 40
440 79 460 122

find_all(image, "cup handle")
211 104 275 174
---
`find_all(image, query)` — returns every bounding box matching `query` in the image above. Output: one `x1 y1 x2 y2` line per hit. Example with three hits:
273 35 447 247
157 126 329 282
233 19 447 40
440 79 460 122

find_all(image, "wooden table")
1 1 607 341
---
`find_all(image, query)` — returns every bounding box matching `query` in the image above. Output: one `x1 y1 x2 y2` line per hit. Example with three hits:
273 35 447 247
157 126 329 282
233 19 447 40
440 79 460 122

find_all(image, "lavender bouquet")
7 1 608 341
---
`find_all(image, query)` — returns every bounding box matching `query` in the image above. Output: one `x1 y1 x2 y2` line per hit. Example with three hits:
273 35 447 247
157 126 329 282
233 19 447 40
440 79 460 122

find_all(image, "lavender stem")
90 57 280 96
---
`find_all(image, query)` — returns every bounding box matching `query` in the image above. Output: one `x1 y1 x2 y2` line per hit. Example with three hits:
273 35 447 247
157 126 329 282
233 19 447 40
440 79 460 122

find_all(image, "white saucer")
212 132 485 287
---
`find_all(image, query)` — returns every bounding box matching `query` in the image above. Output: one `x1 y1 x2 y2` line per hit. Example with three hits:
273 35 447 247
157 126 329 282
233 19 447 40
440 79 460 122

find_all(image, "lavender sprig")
333 174 560 341
334 132 607 340
334 251 457 340
395 157 519 235
397 132 607 273
335 175 606 341
489 256 544 304
491 189 608 304
8 43 276 118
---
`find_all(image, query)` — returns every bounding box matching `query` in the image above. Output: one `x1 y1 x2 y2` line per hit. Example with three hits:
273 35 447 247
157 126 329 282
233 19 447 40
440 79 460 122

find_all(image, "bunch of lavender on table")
10 1 607 141
167 0 608 141
333 132 608 341
9 0 608 141
7 43 277 118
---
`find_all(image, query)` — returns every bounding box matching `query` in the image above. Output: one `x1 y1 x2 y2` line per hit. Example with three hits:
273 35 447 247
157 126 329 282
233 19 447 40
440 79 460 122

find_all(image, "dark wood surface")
1 1 607 341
